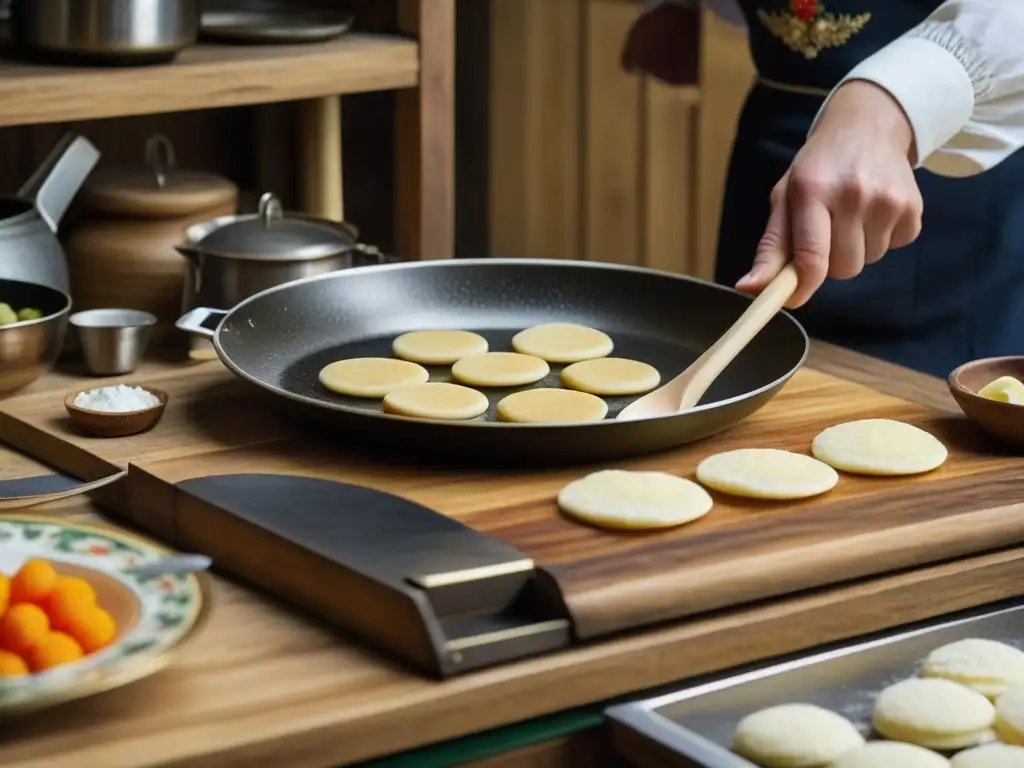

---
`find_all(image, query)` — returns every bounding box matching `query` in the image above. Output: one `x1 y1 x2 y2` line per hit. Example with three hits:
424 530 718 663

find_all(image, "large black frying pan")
177 259 808 465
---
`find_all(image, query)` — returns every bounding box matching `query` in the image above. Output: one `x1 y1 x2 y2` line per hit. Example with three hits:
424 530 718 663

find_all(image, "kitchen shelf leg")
395 0 455 260
297 96 344 221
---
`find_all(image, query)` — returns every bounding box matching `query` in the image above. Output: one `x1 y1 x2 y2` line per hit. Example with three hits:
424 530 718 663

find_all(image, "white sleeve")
819 0 1024 178
645 0 746 27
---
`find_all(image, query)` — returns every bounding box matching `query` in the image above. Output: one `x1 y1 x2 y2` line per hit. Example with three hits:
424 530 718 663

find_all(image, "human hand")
621 2 700 85
735 81 924 308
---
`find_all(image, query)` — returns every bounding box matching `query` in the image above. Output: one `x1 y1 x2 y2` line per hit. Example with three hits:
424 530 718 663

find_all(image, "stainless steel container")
10 0 199 64
70 308 156 376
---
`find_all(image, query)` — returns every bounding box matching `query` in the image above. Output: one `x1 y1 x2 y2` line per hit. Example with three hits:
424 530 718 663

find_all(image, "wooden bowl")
948 356 1024 447
64 386 169 438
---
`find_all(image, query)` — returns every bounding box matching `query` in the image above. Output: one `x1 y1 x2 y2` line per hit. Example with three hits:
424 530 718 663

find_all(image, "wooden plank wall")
488 1 755 281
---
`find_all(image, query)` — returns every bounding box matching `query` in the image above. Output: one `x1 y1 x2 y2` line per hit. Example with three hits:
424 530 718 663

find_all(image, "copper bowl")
948 356 1024 448
64 385 169 438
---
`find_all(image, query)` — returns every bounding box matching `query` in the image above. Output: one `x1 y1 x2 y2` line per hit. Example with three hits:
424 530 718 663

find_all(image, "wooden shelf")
0 34 420 128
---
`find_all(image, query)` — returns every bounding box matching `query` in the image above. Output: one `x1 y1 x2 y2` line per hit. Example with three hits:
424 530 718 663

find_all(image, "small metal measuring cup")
70 308 156 376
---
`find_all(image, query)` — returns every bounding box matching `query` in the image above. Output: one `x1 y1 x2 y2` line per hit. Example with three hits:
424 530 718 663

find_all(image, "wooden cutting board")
1 360 1022 642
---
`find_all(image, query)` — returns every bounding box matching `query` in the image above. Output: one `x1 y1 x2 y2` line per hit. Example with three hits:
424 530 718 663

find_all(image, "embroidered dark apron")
716 0 1024 377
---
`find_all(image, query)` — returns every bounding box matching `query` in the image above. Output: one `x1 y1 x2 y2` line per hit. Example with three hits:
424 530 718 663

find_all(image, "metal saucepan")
176 259 807 465
0 134 100 294
9 0 199 65
176 191 389 312
0 278 72 396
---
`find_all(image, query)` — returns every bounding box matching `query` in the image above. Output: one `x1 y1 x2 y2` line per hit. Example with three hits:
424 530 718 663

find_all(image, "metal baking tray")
606 600 1024 767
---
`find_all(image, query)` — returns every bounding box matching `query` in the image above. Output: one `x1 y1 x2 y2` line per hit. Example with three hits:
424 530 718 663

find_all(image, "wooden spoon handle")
678 263 799 410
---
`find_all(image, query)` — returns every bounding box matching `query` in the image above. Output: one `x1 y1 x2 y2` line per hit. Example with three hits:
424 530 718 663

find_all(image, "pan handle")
175 307 227 339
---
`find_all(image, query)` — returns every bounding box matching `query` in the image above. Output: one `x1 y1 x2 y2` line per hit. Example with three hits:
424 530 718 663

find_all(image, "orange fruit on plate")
10 559 58 605
26 632 84 672
0 650 28 677
44 576 97 628
0 574 9 616
0 603 50 656
67 606 117 654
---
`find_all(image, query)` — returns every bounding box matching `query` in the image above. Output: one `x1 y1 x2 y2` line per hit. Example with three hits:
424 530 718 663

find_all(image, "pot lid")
194 192 356 260
81 135 238 218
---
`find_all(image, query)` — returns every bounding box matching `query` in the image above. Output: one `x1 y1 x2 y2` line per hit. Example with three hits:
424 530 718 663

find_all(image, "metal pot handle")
176 307 228 339
351 243 400 267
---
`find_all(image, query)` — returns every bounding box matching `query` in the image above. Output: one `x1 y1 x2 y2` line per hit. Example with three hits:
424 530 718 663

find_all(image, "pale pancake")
382 382 488 420
978 375 1024 405
451 352 550 388
873 678 995 750
496 388 608 424
811 419 948 476
510 322 613 363
392 330 489 365
319 357 429 399
922 639 1024 699
952 743 1024 767
995 684 1024 746
560 357 660 396
731 703 864 768
557 469 712 531
830 742 949 768
695 448 838 500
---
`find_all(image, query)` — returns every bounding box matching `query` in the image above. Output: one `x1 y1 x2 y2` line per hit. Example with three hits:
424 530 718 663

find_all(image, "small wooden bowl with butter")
949 356 1024 448
65 384 169 438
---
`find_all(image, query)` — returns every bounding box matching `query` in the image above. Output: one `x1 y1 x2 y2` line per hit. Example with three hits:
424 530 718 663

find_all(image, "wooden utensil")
618 263 799 420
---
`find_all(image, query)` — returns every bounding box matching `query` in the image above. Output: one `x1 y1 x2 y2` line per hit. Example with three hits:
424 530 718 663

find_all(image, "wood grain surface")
0 354 1020 639
0 347 1022 768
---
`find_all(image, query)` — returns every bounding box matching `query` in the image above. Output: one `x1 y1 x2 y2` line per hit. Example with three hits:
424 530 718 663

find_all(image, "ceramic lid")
80 135 238 219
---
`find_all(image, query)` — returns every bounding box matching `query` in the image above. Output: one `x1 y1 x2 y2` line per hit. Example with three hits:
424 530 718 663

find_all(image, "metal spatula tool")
618 263 799 420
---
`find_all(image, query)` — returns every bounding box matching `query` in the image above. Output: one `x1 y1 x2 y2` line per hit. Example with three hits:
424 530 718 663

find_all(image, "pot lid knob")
258 192 285 228
145 134 176 189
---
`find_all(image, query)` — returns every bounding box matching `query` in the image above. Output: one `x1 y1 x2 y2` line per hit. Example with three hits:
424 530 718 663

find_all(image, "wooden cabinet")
488 1 754 280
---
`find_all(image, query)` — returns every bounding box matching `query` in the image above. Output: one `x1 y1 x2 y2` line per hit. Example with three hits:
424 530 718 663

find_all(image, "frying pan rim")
209 259 810 429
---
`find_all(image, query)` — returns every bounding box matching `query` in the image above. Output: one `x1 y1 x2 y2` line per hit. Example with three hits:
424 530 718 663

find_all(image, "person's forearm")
815 0 1024 178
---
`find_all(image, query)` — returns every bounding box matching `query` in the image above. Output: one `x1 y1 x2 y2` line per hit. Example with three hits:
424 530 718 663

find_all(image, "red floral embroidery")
790 0 819 22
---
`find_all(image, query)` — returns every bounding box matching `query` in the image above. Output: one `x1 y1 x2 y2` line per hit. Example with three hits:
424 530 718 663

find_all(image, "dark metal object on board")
176 259 808 465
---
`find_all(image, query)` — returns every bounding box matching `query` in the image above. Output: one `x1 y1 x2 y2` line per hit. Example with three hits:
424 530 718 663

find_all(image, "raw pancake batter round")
695 448 838 500
922 638 1024 699
392 330 489 365
731 703 864 768
811 418 948 476
995 684 1024 745
557 469 712 531
873 677 995 749
382 382 489 420
830 741 949 768
951 743 1024 767
451 352 550 388
496 388 608 423
560 357 661 396
511 322 614 363
319 357 429 399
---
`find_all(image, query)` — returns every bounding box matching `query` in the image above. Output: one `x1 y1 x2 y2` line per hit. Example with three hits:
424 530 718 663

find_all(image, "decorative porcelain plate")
0 516 208 714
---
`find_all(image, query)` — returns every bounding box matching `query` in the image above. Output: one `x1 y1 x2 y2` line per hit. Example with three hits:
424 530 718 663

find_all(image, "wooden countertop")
3 344 1021 768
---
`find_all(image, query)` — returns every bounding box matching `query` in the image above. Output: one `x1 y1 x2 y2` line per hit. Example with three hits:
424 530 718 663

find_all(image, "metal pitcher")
0 133 101 293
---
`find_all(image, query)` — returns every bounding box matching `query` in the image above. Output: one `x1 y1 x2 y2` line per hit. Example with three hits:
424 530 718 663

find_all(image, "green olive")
0 303 18 326
16 307 43 322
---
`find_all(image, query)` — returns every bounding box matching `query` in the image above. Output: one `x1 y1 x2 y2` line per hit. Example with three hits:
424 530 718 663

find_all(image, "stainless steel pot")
176 192 390 312
0 278 72 396
10 0 199 64
0 134 101 294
